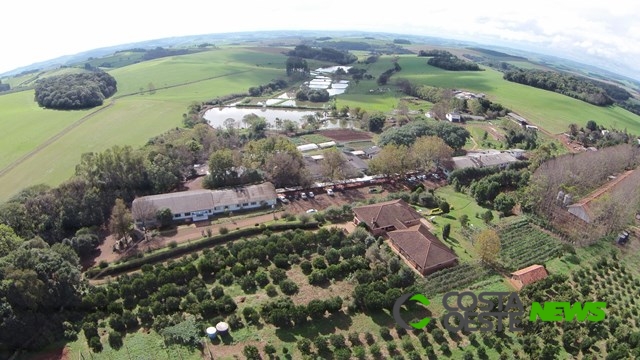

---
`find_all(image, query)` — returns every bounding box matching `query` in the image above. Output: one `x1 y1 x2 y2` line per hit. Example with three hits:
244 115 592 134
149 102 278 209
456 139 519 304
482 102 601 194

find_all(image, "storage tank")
215 322 230 335
206 326 217 340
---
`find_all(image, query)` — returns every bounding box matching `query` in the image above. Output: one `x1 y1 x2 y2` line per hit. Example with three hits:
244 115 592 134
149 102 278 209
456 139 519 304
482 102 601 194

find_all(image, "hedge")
86 221 319 279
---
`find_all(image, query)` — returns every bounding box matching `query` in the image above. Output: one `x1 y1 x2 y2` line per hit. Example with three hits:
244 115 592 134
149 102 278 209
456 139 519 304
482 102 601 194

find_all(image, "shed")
511 264 548 290
318 141 337 148
297 144 319 152
351 150 365 157
310 155 325 161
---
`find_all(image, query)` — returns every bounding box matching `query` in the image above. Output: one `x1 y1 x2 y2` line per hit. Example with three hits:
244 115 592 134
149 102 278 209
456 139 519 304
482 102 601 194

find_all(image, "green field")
0 47 289 201
394 55 640 134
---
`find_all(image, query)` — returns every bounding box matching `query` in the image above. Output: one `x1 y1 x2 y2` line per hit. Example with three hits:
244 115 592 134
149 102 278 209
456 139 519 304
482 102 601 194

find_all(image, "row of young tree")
377 60 402 86
34 70 117 110
503 68 631 107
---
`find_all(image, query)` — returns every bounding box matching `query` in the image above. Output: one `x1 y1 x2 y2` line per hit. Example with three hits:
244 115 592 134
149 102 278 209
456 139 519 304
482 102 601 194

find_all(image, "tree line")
418 50 482 71
287 45 357 65
34 70 117 110
377 60 402 86
503 68 631 107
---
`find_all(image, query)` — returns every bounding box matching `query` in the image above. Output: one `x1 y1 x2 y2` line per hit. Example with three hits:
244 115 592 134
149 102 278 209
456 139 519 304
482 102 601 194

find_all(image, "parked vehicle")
308 191 315 198
300 192 308 200
327 188 334 196
306 208 317 213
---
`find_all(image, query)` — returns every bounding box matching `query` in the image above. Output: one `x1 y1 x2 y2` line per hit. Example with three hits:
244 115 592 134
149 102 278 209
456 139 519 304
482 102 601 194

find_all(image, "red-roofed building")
353 199 458 275
510 264 549 290
352 199 423 236
387 224 458 275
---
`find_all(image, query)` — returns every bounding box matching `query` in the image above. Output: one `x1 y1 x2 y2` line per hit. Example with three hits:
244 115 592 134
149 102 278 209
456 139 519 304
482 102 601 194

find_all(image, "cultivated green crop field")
0 47 289 201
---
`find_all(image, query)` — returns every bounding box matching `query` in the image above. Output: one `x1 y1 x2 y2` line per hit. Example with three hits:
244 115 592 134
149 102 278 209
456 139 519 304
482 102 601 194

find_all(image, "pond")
203 106 355 130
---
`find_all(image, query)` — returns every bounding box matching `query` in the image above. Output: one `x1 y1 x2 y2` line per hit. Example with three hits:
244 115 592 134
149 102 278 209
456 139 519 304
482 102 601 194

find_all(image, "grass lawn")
416 186 500 262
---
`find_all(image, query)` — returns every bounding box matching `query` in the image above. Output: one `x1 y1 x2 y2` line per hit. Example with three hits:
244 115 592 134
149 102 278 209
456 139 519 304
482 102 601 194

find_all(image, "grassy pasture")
395 55 640 134
0 47 290 201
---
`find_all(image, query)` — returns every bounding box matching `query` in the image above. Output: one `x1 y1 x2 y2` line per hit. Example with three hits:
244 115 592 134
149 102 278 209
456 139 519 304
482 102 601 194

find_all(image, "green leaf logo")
408 294 431 329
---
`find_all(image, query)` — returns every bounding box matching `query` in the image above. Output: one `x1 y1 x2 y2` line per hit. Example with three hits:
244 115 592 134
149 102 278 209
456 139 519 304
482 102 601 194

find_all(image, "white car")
327 189 334 196
306 208 318 213
308 191 315 198
300 192 308 200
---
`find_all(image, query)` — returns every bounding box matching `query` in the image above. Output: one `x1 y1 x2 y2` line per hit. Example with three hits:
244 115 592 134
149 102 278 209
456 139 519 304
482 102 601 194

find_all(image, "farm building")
353 199 424 236
446 112 461 122
132 182 277 226
318 141 337 148
387 224 458 275
451 151 519 170
297 144 319 152
510 264 548 290
567 169 637 223
353 199 457 275
363 146 381 159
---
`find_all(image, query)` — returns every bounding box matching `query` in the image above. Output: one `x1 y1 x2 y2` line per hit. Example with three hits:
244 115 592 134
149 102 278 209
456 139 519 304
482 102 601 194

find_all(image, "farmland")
394 55 640 134
497 218 564 271
0 48 288 201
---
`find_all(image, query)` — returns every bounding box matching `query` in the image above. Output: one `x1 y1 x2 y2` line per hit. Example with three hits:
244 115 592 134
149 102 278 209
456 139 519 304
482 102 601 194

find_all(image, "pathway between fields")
0 69 254 182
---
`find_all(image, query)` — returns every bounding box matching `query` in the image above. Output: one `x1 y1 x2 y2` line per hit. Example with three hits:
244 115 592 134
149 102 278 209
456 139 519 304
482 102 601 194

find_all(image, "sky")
2 0 639 79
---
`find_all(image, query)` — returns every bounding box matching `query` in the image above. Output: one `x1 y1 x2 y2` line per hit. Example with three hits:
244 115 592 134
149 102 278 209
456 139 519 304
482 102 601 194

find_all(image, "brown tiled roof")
352 199 423 231
387 224 457 272
511 264 548 286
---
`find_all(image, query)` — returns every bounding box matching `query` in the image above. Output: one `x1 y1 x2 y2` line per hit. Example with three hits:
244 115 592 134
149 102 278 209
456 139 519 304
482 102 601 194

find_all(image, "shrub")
219 226 229 235
279 279 299 295
269 268 287 284
89 336 103 352
300 260 313 275
243 345 260 360
379 327 392 340
168 241 178 249
265 284 278 297
108 331 123 349
99 260 109 269
264 344 277 356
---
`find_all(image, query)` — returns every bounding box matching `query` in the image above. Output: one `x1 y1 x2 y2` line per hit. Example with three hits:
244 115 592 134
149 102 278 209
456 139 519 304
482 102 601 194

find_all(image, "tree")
494 193 516 216
459 214 470 227
368 144 416 178
442 223 451 240
411 136 454 170
279 279 299 295
206 149 240 188
476 229 501 264
131 198 157 229
0 224 23 257
368 112 386 133
481 210 494 224
156 208 173 228
321 148 348 180
109 198 133 240
439 201 450 214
